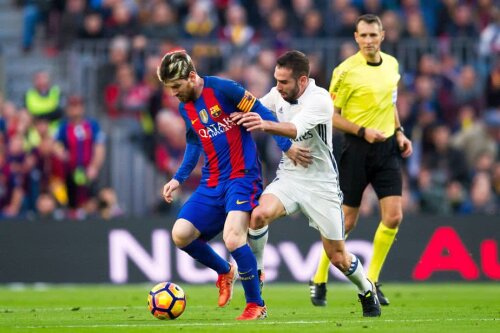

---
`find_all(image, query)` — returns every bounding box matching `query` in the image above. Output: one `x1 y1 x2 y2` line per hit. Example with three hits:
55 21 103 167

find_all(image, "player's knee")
172 225 193 248
223 235 246 252
384 212 403 228
251 206 272 229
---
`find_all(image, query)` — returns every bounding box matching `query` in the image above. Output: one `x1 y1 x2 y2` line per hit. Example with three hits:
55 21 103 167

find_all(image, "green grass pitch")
0 283 498 332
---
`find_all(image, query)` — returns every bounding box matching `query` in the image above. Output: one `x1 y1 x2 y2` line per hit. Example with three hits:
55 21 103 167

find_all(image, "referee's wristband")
357 126 366 139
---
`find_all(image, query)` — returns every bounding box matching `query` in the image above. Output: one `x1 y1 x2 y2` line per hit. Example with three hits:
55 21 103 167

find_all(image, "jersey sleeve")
291 93 333 139
328 66 351 109
90 119 106 144
173 112 202 184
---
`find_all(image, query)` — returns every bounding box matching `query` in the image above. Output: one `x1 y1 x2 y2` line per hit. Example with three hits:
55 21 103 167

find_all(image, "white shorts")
263 177 344 240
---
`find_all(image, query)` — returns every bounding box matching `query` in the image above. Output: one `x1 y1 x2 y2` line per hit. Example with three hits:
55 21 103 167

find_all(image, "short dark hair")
157 50 196 84
276 50 310 79
355 14 383 32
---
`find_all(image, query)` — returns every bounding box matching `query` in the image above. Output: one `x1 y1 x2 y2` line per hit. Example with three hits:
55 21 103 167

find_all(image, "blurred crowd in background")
0 0 499 220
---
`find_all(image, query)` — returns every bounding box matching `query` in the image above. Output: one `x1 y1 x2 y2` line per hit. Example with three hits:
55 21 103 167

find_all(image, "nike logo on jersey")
236 200 249 205
191 118 198 125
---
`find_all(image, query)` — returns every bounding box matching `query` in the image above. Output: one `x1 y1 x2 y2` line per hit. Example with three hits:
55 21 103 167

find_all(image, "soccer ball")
147 282 186 320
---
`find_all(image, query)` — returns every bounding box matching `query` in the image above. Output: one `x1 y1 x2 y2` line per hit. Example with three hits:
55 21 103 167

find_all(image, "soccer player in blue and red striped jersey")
157 50 309 320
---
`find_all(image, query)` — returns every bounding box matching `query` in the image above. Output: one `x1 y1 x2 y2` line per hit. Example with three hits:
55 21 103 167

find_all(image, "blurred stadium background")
0 0 498 285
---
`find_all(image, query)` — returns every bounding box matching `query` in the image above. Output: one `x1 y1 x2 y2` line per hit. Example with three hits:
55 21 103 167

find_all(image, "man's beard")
282 84 300 103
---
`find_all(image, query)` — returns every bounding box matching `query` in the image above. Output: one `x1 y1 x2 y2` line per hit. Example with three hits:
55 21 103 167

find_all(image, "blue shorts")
177 176 263 241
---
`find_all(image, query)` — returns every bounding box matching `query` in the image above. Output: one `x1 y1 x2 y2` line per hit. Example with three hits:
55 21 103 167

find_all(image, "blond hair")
157 50 196 84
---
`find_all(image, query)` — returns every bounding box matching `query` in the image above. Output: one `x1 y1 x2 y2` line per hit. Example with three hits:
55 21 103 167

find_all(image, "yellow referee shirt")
329 51 400 136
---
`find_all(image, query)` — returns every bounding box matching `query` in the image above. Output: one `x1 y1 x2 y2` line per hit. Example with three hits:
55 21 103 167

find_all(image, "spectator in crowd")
324 0 352 36
445 3 478 38
23 70 64 123
289 0 315 31
20 0 53 52
452 65 484 114
97 35 131 102
103 1 139 38
380 10 403 55
104 63 152 131
333 5 360 37
54 95 105 219
140 1 179 41
25 116 66 210
1 135 28 218
57 0 86 50
78 11 105 40
35 191 64 220
219 3 256 49
154 110 187 179
468 172 497 215
451 110 499 172
416 166 449 214
244 0 280 30
262 7 292 52
423 123 470 188
182 0 218 39
298 9 327 38
485 62 500 109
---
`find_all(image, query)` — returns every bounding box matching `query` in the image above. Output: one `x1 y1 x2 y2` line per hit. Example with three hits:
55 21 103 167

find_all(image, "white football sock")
248 226 269 271
344 254 373 294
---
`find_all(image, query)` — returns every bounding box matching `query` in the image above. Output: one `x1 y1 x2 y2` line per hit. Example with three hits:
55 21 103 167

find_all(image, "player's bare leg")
323 238 381 317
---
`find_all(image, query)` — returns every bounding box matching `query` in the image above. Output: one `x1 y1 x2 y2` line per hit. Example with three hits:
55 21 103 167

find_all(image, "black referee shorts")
339 134 402 207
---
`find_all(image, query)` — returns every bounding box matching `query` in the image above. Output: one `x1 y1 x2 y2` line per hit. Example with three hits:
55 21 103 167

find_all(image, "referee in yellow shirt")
309 14 412 307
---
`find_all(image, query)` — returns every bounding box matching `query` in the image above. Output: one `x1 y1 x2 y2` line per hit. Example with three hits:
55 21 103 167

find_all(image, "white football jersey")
260 79 339 185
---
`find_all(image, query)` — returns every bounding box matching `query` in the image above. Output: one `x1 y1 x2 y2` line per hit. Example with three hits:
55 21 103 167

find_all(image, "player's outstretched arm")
231 111 297 138
231 112 312 167
163 179 180 204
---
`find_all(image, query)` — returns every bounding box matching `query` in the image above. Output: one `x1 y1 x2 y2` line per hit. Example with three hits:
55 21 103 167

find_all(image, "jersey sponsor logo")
236 199 249 205
209 105 222 118
197 116 236 139
199 109 209 123
293 130 313 142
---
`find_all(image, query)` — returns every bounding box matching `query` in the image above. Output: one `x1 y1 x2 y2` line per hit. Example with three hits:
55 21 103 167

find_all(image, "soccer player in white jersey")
231 50 381 317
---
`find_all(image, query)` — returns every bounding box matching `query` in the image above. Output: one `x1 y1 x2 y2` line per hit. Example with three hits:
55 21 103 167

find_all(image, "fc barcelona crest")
199 109 209 123
210 105 221 118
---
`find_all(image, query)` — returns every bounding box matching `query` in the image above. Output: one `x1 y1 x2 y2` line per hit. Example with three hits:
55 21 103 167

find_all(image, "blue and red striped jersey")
174 76 291 187
55 118 105 170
